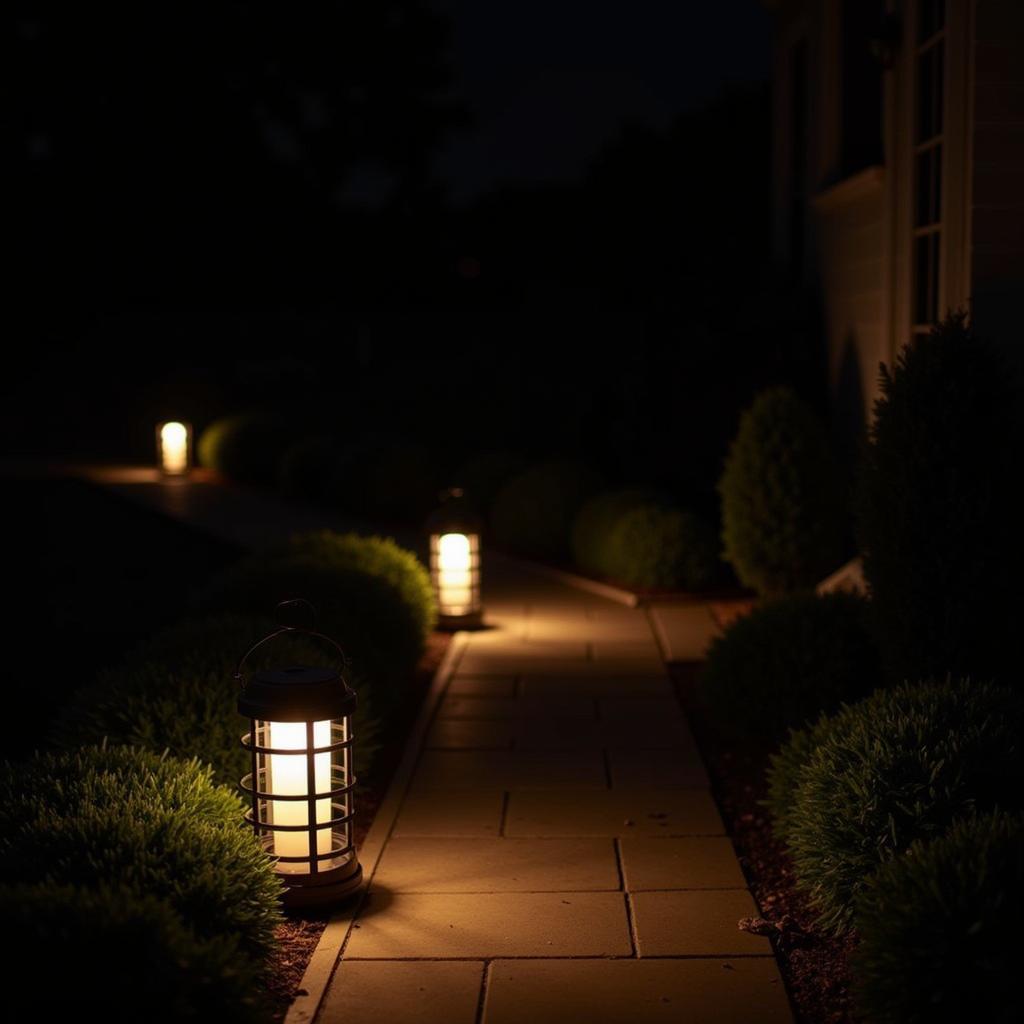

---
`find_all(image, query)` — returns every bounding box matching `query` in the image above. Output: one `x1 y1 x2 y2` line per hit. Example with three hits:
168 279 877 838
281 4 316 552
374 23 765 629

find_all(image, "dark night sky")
431 0 772 199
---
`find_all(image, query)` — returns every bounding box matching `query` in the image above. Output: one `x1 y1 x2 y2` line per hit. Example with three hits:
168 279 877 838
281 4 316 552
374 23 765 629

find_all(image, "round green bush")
852 811 1024 1024
718 387 845 595
857 313 1022 685
605 502 718 590
787 679 1024 934
570 488 657 578
491 459 602 558
0 747 283 957
51 613 380 787
198 531 435 705
198 412 294 486
701 592 881 742
764 712 835 841
0 883 268 1023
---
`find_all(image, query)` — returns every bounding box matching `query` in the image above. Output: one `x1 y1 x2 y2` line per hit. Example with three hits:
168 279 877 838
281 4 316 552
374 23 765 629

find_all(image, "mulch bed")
264 630 452 1020
672 664 854 1024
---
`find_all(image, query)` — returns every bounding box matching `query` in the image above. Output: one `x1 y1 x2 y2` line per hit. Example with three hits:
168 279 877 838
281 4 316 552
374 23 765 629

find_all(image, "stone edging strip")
492 552 642 608
284 632 468 1024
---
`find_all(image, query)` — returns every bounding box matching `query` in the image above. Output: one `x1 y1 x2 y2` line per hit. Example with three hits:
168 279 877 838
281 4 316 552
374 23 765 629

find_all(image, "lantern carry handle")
234 599 349 689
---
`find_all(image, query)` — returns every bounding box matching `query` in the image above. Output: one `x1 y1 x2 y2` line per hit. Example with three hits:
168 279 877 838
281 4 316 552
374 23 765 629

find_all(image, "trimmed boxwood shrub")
51 613 380 787
198 412 294 486
197 531 435 705
0 747 283 957
764 712 835 840
852 811 1024 1024
570 488 657 578
718 387 845 595
491 459 602 558
786 679 1024 934
857 313 1022 685
701 592 881 742
0 884 267 1023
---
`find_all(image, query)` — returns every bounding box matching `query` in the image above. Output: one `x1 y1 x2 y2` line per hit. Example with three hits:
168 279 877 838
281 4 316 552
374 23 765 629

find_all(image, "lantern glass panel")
157 421 190 475
432 531 481 617
251 716 354 875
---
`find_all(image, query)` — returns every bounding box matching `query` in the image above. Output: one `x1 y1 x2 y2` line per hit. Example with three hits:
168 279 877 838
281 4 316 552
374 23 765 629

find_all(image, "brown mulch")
263 631 452 1020
673 664 855 1024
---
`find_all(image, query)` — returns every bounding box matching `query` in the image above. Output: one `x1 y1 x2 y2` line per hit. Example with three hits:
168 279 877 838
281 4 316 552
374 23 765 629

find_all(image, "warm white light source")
157 420 191 475
427 488 483 628
267 719 332 873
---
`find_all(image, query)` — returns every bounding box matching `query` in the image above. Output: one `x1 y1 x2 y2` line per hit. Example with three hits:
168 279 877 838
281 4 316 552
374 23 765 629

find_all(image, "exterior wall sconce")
426 488 484 630
156 421 192 476
237 605 362 908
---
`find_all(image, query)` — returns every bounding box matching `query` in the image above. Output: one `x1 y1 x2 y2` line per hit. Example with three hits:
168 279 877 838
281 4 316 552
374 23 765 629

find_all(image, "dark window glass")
915 144 942 226
841 0 884 174
916 42 945 141
914 232 940 325
789 39 807 274
918 0 946 43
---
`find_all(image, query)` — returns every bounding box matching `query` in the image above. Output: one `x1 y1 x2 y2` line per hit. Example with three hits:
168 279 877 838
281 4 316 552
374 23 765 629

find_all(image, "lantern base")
279 858 364 910
437 610 485 632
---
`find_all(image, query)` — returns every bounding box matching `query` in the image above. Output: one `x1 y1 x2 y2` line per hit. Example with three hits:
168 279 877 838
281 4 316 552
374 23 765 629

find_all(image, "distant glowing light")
157 421 190 475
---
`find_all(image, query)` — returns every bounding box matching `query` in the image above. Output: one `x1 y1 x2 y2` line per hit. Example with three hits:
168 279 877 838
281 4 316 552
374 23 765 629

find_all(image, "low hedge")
198 413 294 486
785 679 1024 934
0 883 267 1023
0 746 283 958
718 387 845 596
702 592 881 742
491 459 602 558
853 811 1024 1024
52 613 380 787
197 531 435 705
571 489 655 579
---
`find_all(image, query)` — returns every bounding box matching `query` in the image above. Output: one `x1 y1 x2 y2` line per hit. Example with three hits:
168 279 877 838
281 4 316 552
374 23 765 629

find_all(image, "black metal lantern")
426 487 484 629
236 609 362 907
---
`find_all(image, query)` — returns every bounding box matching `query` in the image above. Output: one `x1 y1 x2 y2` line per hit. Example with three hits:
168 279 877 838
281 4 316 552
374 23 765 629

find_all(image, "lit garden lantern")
427 487 483 629
156 420 192 476
237 609 362 907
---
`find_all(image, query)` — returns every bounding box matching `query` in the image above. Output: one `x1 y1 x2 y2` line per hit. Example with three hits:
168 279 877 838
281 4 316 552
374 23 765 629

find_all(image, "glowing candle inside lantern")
159 421 189 475
438 532 473 615
268 719 332 873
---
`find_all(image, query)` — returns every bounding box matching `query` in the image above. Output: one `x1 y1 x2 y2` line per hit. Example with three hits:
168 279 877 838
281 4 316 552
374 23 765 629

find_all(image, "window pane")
918 0 946 43
914 232 940 326
915 145 943 226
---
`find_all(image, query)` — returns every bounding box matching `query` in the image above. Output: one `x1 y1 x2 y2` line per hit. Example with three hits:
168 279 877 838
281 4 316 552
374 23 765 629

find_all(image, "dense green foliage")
571 488 655 578
52 613 379 786
702 592 881 741
764 712 835 839
198 412 294 486
786 679 1024 933
0 883 268 1023
857 313 1022 684
491 459 602 558
853 811 1024 1024
0 747 283 957
718 387 845 595
198 531 435 704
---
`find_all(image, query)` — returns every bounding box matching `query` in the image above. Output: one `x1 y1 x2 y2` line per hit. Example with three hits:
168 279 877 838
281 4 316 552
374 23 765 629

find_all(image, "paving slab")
483 958 791 1024
460 637 589 659
516 715 695 751
372 837 620 892
457 654 671 676
648 603 721 662
412 750 608 790
632 889 772 956
437 695 597 720
518 676 671 698
620 837 747 890
505 788 724 837
321 961 483 1024
427 718 515 750
448 675 518 696
344 891 633 958
608 748 709 788
392 789 505 838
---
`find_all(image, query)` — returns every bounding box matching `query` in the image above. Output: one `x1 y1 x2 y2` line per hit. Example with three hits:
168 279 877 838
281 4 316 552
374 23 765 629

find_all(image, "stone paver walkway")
318 562 791 1024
